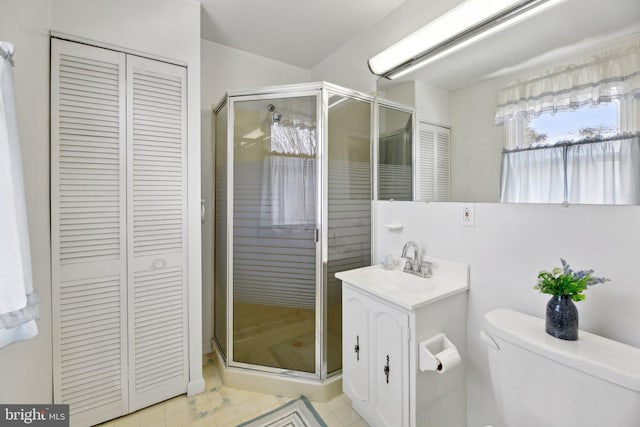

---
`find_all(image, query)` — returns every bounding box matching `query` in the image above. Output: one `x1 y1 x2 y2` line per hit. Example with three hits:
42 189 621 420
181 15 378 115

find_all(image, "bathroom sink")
336 257 469 310
352 266 434 294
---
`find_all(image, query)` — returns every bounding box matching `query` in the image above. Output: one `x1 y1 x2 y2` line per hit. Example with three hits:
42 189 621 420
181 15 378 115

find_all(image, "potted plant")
535 259 609 340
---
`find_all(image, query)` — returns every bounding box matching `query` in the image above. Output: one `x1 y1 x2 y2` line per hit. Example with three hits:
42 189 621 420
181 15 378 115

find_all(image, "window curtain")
500 145 565 203
495 38 640 125
0 42 39 349
567 135 640 204
501 134 640 204
261 121 317 226
261 155 316 226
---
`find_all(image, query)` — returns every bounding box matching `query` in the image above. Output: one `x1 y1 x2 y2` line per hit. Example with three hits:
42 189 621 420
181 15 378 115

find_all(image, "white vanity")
336 257 469 427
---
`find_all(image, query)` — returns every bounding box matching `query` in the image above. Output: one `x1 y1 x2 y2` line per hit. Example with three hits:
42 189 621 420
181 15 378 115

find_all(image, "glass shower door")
325 92 372 375
230 94 319 374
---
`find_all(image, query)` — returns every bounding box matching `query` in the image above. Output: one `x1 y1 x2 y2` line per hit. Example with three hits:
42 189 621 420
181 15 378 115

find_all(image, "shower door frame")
322 85 376 379
217 82 376 381
375 98 418 202
226 86 325 380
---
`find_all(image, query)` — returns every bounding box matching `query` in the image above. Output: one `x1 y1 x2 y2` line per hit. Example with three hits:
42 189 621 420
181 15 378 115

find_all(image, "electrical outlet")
461 203 475 227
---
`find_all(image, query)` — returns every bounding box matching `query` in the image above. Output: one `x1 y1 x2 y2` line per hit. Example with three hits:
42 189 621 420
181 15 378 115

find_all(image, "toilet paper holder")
419 332 460 372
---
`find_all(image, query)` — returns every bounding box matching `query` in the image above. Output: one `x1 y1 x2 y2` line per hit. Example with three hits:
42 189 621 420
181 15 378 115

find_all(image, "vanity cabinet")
338 261 469 427
343 285 409 427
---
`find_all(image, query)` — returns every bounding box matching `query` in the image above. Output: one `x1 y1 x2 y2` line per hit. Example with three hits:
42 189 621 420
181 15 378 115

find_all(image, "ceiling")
200 0 407 69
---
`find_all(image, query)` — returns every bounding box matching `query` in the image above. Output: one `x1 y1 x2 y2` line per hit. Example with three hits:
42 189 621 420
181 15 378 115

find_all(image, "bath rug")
268 332 315 372
236 396 327 427
268 332 341 373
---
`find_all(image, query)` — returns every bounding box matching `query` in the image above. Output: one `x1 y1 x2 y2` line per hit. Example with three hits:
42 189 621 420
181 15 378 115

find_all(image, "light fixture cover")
368 0 564 79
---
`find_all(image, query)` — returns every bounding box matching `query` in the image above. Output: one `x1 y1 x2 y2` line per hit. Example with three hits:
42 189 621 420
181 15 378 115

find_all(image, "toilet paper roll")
435 347 461 373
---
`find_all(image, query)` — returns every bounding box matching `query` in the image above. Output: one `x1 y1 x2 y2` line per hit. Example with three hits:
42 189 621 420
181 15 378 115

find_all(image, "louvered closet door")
416 122 450 201
51 39 128 426
126 55 188 410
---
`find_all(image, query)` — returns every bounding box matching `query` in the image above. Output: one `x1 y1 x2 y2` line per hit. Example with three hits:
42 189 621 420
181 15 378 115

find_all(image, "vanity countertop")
336 256 469 310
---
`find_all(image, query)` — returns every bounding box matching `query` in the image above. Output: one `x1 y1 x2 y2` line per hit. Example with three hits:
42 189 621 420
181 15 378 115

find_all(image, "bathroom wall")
449 77 504 202
0 0 203 402
200 39 311 352
0 0 52 404
376 200 640 426
415 80 451 127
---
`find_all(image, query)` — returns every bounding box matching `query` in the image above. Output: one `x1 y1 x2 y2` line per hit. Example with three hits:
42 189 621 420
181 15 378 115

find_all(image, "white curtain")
500 146 565 203
261 156 316 226
501 135 640 204
495 38 640 125
567 136 640 204
0 42 39 349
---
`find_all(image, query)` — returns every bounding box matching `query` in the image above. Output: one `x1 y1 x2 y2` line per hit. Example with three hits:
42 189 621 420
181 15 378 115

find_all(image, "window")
496 38 640 204
506 101 635 149
524 102 618 146
501 101 640 204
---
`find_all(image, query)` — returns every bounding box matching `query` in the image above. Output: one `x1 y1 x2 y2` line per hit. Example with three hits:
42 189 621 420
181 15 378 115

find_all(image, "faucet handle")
418 260 432 278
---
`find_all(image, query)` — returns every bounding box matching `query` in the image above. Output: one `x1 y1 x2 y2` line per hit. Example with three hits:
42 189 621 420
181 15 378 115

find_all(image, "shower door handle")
354 335 360 361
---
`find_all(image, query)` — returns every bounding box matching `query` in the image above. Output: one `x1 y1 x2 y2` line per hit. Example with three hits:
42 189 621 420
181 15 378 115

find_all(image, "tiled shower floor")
100 353 368 427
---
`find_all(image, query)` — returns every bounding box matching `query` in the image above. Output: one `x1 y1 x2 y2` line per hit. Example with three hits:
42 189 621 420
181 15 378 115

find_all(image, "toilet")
481 308 640 427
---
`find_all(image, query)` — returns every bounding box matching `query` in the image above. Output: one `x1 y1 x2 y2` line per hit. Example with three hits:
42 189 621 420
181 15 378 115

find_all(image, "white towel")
0 41 39 348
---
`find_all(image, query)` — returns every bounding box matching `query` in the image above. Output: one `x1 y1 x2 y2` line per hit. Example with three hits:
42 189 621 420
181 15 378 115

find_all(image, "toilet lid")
484 308 640 392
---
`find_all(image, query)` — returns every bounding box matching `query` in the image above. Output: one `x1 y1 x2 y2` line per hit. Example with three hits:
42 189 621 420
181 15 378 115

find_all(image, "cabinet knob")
384 355 390 384
354 335 360 361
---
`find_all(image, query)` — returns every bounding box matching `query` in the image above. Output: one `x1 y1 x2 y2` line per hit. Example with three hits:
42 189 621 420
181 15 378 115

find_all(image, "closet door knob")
152 259 166 269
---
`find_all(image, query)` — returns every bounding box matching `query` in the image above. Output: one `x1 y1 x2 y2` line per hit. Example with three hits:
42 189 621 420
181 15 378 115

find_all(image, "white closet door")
416 122 450 202
126 55 188 410
51 39 128 426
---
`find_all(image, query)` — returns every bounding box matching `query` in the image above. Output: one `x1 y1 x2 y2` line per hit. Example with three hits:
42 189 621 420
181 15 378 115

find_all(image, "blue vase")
545 295 579 340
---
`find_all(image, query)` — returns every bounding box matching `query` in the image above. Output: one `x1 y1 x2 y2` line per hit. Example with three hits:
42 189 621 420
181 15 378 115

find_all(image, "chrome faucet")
401 241 419 271
401 241 432 278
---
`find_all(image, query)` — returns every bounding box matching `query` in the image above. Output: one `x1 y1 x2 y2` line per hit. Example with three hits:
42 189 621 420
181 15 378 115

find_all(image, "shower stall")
213 82 410 390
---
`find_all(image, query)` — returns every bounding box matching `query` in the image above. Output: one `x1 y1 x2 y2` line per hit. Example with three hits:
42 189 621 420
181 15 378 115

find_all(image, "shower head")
267 104 282 124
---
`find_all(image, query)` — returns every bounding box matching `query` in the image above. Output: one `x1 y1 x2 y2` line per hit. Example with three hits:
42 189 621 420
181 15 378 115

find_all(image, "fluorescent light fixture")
368 0 566 80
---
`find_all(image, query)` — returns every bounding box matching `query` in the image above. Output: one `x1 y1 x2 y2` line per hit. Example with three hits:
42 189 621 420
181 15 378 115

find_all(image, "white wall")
415 80 451 127
450 78 504 202
0 0 52 404
376 200 640 426
200 39 311 352
0 0 204 402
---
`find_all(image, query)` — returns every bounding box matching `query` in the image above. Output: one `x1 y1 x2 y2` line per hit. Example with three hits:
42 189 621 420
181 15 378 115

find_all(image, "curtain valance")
495 38 640 125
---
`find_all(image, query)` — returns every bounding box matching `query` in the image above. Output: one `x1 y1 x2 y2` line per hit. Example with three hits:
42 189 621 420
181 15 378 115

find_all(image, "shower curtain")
0 42 39 349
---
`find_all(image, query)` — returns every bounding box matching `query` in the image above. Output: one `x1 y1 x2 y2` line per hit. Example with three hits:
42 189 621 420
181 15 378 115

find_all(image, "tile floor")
100 353 369 427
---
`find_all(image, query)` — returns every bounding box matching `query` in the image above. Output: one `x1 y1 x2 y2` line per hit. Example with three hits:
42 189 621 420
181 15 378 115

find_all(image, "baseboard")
187 378 206 396
202 339 212 355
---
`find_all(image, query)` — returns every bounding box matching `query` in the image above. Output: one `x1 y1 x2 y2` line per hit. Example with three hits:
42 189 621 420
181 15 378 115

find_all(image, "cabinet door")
342 287 370 404
371 299 409 427
126 55 188 411
51 39 129 426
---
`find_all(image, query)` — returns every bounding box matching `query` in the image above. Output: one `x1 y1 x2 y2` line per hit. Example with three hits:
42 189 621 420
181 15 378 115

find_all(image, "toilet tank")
483 309 640 427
